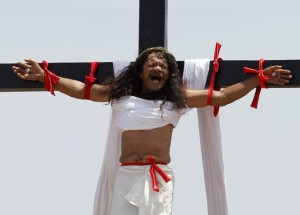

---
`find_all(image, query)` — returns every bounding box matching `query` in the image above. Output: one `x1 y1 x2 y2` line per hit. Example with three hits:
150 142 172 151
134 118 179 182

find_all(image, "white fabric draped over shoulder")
93 61 131 215
183 59 228 215
93 60 228 215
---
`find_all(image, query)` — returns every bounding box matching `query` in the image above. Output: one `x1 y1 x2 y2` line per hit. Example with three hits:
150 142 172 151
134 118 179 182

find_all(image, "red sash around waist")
120 156 171 192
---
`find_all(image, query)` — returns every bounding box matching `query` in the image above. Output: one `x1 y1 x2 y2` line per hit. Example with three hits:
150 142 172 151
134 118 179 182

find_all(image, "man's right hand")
12 59 45 82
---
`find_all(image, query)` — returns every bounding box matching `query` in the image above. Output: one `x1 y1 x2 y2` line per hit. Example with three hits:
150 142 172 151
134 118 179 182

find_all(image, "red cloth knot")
243 58 268 109
207 42 222 116
147 156 171 192
42 60 60 96
84 62 99 100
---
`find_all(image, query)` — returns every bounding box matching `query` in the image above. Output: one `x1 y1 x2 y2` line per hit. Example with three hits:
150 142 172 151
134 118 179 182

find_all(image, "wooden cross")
1 0 300 91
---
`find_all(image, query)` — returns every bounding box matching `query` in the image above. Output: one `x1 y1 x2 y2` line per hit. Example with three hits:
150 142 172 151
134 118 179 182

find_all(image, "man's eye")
147 64 167 69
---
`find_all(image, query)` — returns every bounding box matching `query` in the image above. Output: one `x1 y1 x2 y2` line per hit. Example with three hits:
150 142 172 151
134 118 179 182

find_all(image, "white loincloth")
110 165 174 215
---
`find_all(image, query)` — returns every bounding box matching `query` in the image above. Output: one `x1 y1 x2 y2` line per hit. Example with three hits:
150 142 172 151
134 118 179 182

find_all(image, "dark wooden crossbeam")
1 0 299 92
1 60 299 92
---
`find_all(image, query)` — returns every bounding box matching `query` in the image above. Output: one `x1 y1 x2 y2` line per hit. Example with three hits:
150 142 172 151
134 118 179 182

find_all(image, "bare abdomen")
119 124 174 163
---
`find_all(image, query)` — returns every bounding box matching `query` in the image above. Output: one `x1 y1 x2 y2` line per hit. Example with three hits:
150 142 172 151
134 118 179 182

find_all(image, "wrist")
38 70 45 83
252 75 260 87
243 58 267 109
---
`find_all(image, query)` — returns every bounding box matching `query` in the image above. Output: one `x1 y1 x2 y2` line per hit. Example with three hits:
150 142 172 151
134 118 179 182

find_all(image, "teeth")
151 74 162 83
151 76 161 83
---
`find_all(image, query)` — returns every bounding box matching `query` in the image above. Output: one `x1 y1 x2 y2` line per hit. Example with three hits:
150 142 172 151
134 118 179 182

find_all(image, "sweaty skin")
120 124 174 163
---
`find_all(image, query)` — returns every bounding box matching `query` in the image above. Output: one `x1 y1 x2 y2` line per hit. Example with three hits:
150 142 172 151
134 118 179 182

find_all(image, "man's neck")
136 90 167 101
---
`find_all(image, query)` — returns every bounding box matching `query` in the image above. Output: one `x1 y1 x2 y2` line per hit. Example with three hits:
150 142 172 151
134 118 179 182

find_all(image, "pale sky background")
1 0 300 215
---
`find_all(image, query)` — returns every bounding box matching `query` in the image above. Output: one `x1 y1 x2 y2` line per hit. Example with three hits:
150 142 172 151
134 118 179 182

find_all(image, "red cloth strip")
121 161 168 166
120 156 171 192
207 42 222 116
147 156 171 192
243 58 268 108
84 62 99 100
213 86 220 116
42 60 60 96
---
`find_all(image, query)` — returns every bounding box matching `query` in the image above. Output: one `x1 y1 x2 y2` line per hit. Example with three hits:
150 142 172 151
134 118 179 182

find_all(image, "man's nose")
153 65 162 71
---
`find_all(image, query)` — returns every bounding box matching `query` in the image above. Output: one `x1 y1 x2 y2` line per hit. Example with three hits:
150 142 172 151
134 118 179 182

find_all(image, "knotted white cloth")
109 165 174 215
112 96 183 131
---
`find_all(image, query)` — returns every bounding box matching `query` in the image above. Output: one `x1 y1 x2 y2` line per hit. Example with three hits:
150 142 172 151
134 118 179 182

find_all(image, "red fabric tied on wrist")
42 60 60 96
84 62 100 100
207 42 222 117
243 58 268 109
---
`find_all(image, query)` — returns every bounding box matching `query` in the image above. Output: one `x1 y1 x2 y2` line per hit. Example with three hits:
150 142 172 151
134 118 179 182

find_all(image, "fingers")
11 59 44 82
12 59 34 80
274 69 292 85
25 59 39 66
15 59 38 70
277 78 289 85
269 65 282 70
12 65 27 74
276 68 292 75
12 65 40 81
25 59 35 63
280 74 292 79
12 67 28 80
14 59 42 73
264 65 292 86
13 61 31 77
17 61 31 69
275 68 292 79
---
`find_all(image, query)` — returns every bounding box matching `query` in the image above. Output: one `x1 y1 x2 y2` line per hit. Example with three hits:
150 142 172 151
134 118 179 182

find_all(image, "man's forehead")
146 52 167 63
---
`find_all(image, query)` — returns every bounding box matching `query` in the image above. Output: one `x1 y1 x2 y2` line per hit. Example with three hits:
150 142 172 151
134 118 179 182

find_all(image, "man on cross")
12 47 292 215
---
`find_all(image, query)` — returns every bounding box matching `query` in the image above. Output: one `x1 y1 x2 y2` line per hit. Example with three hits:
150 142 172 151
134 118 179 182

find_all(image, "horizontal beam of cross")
1 60 299 92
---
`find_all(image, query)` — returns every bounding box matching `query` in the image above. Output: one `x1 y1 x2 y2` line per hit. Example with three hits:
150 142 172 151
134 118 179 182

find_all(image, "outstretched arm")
185 65 292 108
12 59 109 102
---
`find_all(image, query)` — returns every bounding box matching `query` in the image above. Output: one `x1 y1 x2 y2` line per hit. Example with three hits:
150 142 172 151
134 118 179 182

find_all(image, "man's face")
140 52 169 93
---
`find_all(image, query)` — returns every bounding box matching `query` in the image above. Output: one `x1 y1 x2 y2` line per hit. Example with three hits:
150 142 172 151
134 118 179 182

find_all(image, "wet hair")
104 47 187 109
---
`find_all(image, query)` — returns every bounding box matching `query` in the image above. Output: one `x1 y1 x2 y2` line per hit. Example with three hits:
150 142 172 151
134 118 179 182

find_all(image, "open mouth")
150 74 162 83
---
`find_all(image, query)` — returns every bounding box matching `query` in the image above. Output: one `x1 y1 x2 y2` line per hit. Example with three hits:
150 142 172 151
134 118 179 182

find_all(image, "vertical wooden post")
138 0 168 54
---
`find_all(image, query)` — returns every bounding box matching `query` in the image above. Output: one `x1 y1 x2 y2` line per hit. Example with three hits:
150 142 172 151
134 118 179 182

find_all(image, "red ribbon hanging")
84 62 99 100
121 156 171 192
42 60 60 96
207 42 222 116
243 58 268 108
147 156 171 192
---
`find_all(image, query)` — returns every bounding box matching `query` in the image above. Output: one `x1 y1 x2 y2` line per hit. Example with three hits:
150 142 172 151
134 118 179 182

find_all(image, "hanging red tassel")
84 62 100 100
207 42 222 116
243 58 268 108
42 60 60 96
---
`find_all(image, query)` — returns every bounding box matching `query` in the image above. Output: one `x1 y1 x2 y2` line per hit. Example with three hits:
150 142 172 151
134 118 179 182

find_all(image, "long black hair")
104 47 187 109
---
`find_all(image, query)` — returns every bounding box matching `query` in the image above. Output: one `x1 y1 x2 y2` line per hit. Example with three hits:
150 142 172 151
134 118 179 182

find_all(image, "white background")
1 0 299 214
